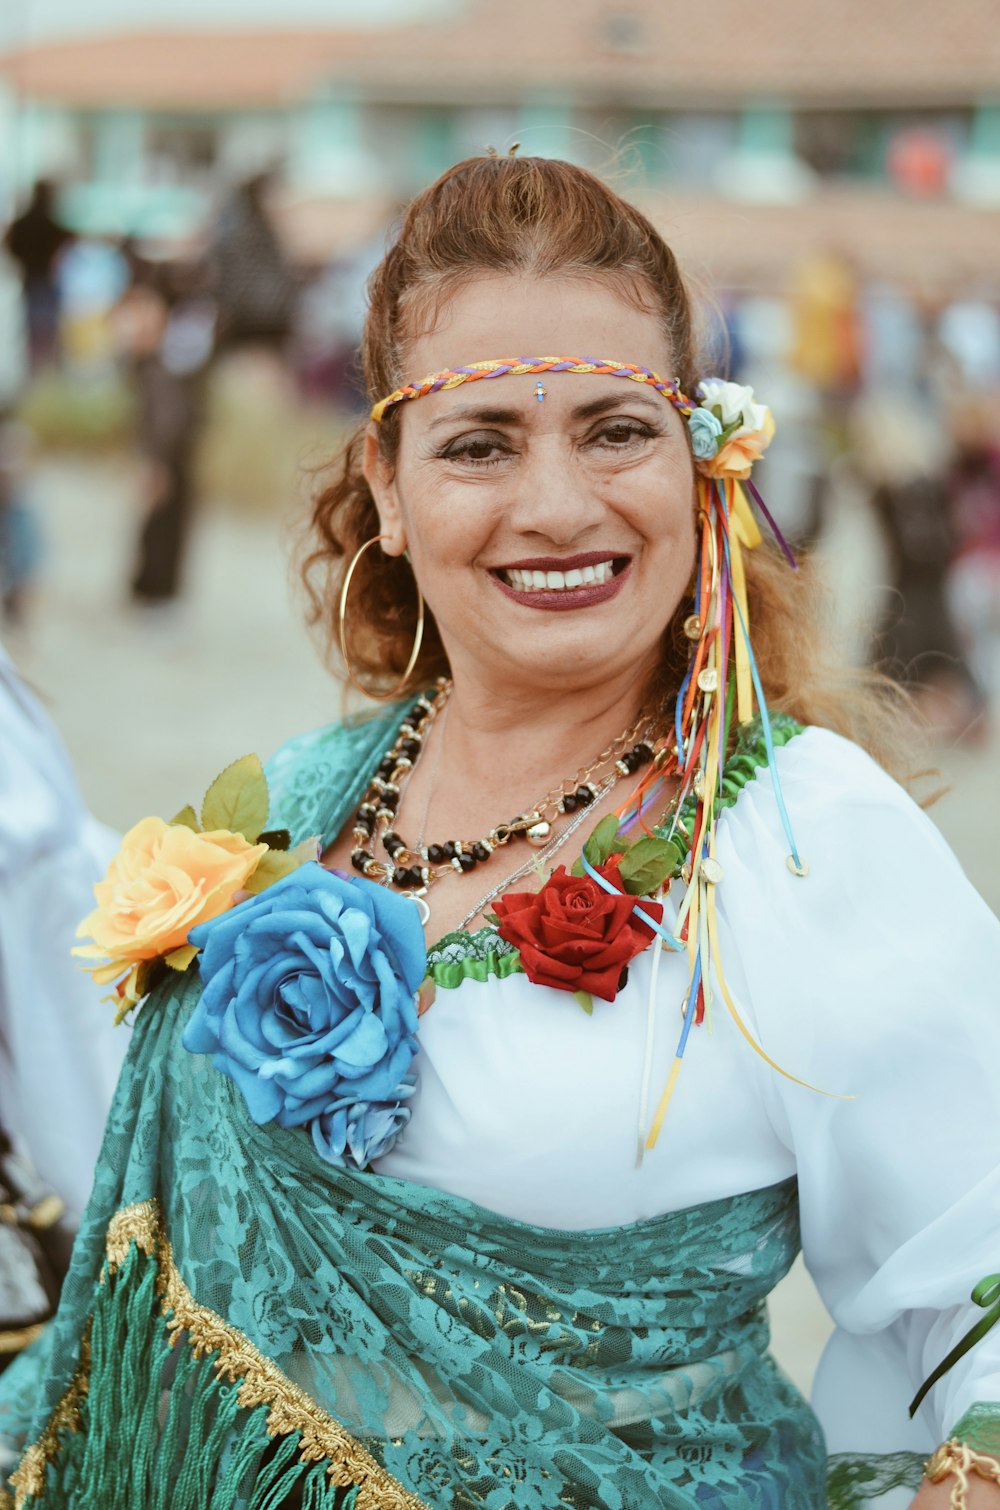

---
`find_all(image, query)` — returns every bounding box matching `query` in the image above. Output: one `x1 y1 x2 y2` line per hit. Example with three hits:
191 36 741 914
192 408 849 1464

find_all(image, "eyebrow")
424 390 666 431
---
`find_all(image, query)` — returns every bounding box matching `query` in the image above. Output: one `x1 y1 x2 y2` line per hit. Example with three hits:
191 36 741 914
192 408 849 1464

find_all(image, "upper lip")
492 551 630 571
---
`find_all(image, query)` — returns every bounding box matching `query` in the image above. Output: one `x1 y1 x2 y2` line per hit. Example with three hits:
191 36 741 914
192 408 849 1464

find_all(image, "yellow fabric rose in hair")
76 817 268 972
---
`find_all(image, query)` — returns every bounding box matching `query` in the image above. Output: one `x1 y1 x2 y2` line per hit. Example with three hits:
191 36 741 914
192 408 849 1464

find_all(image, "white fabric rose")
697 379 769 438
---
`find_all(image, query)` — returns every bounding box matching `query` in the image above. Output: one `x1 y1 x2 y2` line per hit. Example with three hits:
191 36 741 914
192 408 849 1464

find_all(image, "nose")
503 434 607 544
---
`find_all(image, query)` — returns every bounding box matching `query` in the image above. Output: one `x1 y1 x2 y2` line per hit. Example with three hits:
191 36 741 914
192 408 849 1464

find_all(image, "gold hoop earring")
338 535 425 702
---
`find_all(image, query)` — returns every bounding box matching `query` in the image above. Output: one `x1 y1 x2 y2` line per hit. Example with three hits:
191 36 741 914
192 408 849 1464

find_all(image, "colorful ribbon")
371 357 694 424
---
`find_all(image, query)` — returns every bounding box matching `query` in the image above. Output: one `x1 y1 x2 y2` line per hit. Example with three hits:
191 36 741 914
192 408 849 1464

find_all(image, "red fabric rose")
492 859 664 1003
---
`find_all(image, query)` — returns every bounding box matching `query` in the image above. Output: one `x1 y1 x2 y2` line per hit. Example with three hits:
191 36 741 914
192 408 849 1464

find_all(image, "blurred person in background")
856 397 988 742
948 398 1000 705
789 248 865 419
211 171 296 363
0 154 997 1510
295 250 373 411
2 183 74 377
205 171 301 506
112 265 212 614
56 236 130 376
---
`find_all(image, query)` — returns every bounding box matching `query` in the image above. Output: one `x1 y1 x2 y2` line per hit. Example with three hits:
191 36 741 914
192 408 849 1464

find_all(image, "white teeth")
502 559 618 592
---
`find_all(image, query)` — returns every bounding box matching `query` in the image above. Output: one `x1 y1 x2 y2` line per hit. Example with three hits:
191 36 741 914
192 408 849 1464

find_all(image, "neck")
441 656 660 794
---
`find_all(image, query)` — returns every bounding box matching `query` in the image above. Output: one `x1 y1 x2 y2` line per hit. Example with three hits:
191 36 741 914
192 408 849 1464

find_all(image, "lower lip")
490 562 631 612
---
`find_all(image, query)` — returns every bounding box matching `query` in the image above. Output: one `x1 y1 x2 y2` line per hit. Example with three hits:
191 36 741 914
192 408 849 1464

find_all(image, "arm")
715 729 1000 1492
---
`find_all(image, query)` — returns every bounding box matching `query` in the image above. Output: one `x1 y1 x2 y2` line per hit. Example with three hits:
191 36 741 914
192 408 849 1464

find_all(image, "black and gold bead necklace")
349 679 656 895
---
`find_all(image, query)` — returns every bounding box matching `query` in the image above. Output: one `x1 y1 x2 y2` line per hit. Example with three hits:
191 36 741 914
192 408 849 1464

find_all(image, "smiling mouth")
492 556 630 593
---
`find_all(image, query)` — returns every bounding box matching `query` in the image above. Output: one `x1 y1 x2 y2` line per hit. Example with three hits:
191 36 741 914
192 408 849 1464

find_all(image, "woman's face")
366 273 697 699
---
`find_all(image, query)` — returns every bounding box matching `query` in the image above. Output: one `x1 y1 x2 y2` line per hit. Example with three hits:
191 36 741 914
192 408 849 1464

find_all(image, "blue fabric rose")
688 407 724 459
310 1077 418 1167
181 862 426 1169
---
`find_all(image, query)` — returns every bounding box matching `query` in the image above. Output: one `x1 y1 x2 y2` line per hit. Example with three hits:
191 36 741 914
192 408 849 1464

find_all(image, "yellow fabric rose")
75 817 268 973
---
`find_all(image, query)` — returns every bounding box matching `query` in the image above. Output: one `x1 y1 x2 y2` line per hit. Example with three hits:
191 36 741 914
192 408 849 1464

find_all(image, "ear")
363 425 406 557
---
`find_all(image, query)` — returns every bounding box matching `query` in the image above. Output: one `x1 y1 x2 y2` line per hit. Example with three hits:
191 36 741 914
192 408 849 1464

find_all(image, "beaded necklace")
349 679 656 897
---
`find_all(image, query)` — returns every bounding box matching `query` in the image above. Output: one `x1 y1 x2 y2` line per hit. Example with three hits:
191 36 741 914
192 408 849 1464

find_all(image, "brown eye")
597 422 654 448
439 432 513 467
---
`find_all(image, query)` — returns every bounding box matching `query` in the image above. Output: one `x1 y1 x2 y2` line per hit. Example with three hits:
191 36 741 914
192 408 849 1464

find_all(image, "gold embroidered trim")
10 1327 91 1505
11 1199 430 1510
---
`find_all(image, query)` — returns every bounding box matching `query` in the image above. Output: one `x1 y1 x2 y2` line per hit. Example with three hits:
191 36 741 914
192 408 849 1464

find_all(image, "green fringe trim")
10 1203 428 1510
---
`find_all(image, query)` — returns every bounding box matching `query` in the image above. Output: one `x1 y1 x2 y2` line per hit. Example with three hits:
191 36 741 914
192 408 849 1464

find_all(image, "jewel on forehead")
534 381 546 402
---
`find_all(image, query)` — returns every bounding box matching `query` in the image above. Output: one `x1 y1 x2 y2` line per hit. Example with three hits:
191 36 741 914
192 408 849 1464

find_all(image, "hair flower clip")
691 378 776 481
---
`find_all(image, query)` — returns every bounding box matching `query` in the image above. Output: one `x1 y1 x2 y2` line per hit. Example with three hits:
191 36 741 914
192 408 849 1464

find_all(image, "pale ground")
7 453 999 1399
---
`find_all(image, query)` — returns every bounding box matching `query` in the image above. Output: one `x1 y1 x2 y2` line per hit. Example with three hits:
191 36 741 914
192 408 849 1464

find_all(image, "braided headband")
370 357 694 424
369 357 776 483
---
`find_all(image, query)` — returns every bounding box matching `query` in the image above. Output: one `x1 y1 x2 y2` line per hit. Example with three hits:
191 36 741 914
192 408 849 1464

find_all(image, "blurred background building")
2 0 1000 267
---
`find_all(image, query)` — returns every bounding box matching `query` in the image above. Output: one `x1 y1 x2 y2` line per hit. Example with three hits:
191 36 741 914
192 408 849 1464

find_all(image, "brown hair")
301 154 917 777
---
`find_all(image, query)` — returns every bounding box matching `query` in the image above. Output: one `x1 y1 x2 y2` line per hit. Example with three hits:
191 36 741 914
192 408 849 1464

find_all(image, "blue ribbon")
580 853 684 954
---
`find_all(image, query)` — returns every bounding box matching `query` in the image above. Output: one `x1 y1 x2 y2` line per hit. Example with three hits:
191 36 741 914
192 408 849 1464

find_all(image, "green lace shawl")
0 706 942 1508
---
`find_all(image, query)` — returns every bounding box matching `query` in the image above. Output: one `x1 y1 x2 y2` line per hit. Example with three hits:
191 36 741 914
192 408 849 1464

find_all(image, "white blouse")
376 726 1000 1458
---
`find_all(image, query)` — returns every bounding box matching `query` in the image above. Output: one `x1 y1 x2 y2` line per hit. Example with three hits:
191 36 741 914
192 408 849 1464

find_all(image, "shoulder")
263 702 407 843
722 722 956 871
264 702 406 788
716 723 998 973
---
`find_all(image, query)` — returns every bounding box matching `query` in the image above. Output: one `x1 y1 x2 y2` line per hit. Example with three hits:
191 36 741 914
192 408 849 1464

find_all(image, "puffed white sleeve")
712 726 1000 1455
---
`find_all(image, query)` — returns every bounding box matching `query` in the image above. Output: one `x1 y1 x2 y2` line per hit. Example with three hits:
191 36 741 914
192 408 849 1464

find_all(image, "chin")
491 631 649 690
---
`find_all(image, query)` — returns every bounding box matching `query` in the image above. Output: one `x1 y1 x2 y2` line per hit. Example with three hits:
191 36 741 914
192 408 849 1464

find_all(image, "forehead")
402 272 673 383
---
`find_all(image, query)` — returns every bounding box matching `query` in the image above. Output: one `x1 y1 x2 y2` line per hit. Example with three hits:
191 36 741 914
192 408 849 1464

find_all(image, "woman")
1 155 998 1510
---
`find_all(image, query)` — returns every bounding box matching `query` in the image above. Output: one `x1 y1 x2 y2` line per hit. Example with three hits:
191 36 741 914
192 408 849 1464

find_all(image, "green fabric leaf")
573 990 594 1015
133 959 163 995
200 755 269 841
258 828 292 852
168 805 200 831
617 837 677 896
582 814 622 868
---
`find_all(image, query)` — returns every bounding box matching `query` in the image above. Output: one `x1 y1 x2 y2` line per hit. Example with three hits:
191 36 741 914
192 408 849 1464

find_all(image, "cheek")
398 469 503 575
627 462 698 562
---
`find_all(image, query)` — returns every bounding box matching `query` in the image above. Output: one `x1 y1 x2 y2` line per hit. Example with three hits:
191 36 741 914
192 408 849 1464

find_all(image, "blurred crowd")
1 172 999 746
